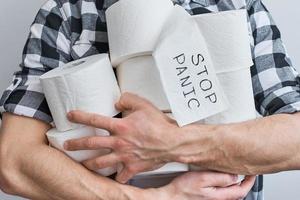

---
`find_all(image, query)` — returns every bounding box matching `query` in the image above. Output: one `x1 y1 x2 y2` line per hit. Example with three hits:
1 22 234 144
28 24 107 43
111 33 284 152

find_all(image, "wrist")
116 184 171 200
168 123 223 165
116 184 145 200
143 187 172 200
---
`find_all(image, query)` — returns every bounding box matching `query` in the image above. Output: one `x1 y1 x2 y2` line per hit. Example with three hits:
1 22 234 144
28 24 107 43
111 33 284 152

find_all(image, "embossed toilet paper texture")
106 0 174 66
47 127 117 176
193 9 253 73
40 54 121 131
205 69 256 124
154 6 229 127
117 56 171 111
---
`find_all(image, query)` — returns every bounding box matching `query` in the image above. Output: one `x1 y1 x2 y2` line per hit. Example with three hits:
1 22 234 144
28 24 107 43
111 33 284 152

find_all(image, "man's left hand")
64 93 180 183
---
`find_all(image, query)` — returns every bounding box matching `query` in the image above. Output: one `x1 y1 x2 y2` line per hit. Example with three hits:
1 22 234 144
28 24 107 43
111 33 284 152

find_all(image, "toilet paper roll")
136 162 189 177
40 54 121 131
154 5 229 127
47 127 117 176
193 9 253 73
190 69 256 180
204 68 256 124
117 56 171 111
106 0 174 66
166 113 204 124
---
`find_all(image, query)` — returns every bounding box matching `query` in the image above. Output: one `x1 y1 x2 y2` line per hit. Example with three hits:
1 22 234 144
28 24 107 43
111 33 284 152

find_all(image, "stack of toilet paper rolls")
189 10 256 181
40 54 121 176
192 10 256 125
106 0 189 177
107 0 256 180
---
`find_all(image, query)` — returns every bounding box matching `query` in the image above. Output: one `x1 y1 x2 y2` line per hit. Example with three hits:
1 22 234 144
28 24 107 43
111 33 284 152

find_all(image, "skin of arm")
64 93 300 183
0 112 256 200
0 113 143 200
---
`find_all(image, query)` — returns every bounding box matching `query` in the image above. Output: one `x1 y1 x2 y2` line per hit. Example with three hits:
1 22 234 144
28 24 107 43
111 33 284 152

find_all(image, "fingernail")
120 178 128 184
63 142 69 150
67 112 73 119
232 175 238 182
117 163 124 174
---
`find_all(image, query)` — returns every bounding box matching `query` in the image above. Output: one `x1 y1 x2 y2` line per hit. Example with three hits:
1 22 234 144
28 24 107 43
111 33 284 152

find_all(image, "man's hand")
159 172 256 200
65 92 300 180
0 113 145 200
65 93 179 183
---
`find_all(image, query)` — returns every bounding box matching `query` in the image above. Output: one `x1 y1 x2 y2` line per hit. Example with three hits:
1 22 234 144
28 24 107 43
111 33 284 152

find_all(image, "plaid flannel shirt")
1 0 300 199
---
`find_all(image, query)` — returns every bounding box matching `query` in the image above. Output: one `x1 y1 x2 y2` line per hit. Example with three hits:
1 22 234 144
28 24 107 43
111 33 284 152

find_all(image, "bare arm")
0 113 140 200
64 93 300 182
171 112 300 175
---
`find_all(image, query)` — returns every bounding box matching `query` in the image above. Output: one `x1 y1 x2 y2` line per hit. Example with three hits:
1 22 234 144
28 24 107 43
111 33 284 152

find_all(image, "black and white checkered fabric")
1 0 300 199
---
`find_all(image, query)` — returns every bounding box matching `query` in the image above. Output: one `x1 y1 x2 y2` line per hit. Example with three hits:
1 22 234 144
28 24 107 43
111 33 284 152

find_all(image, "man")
0 0 298 199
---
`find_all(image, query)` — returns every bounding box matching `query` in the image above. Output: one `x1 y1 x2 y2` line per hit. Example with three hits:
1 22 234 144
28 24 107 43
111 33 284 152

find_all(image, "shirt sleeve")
247 0 300 116
0 0 72 123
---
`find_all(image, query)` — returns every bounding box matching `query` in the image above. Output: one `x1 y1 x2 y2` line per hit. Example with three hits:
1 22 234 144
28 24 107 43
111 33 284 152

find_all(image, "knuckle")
89 114 98 126
121 154 134 163
114 121 129 133
95 159 104 168
121 92 131 101
85 138 97 148
115 138 125 147
127 166 136 174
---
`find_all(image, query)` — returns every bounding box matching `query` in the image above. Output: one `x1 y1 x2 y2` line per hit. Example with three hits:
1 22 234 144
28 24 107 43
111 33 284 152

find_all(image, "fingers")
115 92 154 112
115 161 153 184
64 136 117 151
195 171 239 188
83 153 119 171
215 176 256 199
67 110 118 132
115 166 137 184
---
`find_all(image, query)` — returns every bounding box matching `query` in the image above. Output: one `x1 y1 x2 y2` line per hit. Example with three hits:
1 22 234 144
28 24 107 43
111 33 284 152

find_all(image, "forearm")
171 113 300 175
18 145 124 199
0 113 138 200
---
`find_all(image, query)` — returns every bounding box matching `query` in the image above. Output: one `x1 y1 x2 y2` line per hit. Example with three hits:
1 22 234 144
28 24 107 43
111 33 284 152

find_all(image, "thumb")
115 167 135 184
196 171 239 188
115 92 154 112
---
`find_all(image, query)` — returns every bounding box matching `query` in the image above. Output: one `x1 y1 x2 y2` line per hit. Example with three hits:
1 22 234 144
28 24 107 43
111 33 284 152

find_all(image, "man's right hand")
151 172 256 200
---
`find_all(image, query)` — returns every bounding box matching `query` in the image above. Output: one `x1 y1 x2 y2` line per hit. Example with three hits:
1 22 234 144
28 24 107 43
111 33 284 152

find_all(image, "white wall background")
0 0 299 199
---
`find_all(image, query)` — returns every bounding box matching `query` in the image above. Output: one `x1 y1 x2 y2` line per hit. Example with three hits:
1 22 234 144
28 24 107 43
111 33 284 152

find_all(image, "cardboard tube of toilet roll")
106 0 174 66
40 54 121 131
193 9 253 73
47 127 117 176
117 56 171 112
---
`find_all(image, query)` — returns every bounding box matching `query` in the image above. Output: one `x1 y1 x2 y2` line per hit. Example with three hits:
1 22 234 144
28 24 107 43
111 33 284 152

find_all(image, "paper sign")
153 6 228 127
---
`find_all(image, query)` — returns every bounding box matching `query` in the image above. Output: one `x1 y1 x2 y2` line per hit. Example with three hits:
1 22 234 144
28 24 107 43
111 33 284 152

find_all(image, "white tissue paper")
193 9 253 73
40 54 121 131
136 162 189 177
46 127 117 176
205 69 256 124
117 56 171 112
189 10 255 181
106 0 174 66
153 6 228 127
